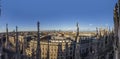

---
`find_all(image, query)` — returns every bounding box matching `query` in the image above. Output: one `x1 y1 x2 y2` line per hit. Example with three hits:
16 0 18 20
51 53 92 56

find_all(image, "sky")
0 0 118 32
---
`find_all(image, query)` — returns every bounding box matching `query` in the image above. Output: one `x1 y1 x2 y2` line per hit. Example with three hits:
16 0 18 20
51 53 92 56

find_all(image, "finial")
6 24 8 31
109 26 111 32
16 26 18 31
76 22 79 28
37 21 40 25
115 3 118 8
6 24 8 28
96 27 98 34
37 21 40 30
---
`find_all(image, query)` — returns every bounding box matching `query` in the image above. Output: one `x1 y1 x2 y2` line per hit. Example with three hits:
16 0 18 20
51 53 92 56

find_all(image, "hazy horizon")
0 0 117 32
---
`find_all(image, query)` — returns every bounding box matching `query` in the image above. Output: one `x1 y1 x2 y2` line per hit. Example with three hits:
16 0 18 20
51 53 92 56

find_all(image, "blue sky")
0 0 117 32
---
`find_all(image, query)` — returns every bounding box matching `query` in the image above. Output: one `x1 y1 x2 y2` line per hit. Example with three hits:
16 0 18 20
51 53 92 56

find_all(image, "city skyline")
0 0 119 59
0 0 117 32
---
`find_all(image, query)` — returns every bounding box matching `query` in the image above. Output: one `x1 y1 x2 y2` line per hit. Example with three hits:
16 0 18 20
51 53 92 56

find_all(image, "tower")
73 22 79 59
118 0 120 59
36 21 41 59
15 26 20 59
6 24 9 48
5 24 9 59
114 1 120 59
75 22 79 42
114 3 119 39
